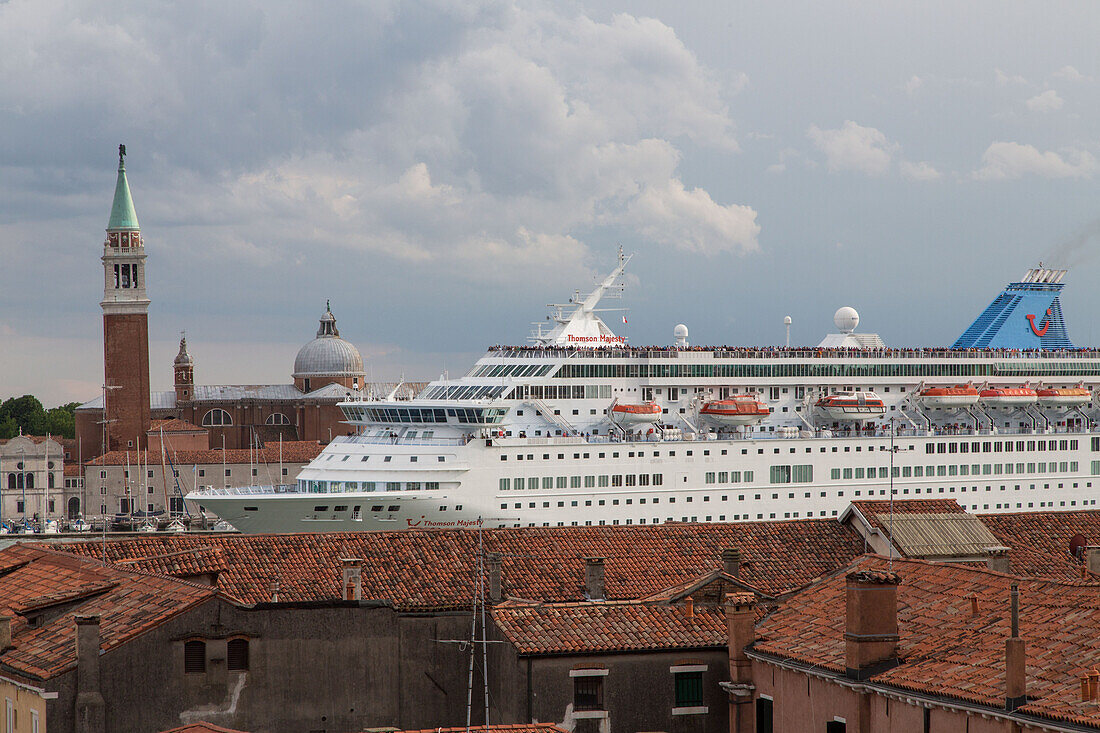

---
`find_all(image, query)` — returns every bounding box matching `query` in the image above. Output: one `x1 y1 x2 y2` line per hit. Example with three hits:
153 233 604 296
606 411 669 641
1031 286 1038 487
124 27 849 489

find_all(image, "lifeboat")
1036 387 1091 408
815 391 886 421
919 384 980 409
979 387 1037 409
700 396 770 426
609 401 662 426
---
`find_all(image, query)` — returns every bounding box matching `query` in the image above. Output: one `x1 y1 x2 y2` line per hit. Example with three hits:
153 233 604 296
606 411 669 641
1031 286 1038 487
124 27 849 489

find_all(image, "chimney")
970 595 979 617
1090 670 1100 702
341 558 363 601
844 569 901 680
270 579 280 603
985 546 1011 574
721 548 742 578
0 616 10 651
74 615 105 733
725 592 757 733
683 596 695 619
584 557 606 601
1086 547 1100 577
487 552 503 603
1005 584 1026 711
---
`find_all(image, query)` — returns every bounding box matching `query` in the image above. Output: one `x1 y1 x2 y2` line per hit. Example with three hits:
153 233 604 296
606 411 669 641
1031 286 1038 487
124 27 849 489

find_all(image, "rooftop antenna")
784 316 792 348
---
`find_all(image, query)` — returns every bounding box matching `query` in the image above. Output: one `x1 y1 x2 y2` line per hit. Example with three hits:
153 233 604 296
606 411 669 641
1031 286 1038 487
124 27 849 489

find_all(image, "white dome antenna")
834 307 859 334
674 324 689 348
783 316 792 348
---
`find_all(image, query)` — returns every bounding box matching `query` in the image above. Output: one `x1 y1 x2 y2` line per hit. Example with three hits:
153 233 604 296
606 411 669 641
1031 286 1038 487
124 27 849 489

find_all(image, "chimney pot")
0 616 10 651
844 569 901 680
1090 670 1100 701
970 595 979 617
684 596 695 619
584 557 606 601
985 547 1011 574
341 557 363 601
721 548 742 577
487 552 503 603
1082 676 1091 703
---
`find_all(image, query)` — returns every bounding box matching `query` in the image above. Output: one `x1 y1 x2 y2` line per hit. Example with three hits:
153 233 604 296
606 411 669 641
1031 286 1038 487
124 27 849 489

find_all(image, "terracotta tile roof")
0 544 215 681
63 464 82 477
978 509 1100 580
149 418 206 433
847 499 966 533
493 601 726 655
394 726 567 733
84 441 322 466
754 555 1100 728
160 724 249 733
55 520 864 611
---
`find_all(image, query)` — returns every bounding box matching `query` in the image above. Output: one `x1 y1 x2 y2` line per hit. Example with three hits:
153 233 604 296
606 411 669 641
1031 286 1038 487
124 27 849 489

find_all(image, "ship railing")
488 346 1100 360
335 435 468 447
190 484 299 497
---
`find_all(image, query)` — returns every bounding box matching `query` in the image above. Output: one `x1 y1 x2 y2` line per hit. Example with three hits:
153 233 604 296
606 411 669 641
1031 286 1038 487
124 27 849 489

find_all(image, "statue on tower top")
119 143 126 162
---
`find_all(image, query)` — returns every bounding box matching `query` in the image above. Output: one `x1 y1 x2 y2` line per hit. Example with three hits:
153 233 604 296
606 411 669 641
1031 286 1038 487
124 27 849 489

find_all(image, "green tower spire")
107 143 140 231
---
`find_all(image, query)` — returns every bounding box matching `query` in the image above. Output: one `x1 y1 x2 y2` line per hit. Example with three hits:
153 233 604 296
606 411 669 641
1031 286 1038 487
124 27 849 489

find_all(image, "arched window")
227 638 249 671
184 640 206 674
24 473 32 490
48 472 54 489
6 474 13 490
202 409 233 427
265 413 291 425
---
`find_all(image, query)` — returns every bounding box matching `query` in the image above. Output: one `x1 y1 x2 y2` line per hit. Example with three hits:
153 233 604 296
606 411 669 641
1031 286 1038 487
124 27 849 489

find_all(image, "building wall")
103 313 151 454
44 600 480 733
753 661 1020 733
488 640 730 733
1 437 65 520
0 678 47 733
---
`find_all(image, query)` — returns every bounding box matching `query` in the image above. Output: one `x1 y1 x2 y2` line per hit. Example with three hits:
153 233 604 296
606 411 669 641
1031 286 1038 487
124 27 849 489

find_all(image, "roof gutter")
745 648 1092 733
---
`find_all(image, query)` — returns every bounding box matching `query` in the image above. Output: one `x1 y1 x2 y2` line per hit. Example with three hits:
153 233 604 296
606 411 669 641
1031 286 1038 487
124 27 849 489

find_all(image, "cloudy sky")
2 0 1099 407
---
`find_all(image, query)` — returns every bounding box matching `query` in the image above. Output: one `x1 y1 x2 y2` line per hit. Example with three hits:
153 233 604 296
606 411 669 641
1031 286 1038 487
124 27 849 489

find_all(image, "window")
757 698 773 733
826 721 846 733
573 675 603 711
184 640 206 673
674 670 703 706
202 409 233 427
227 638 249 671
265 412 291 425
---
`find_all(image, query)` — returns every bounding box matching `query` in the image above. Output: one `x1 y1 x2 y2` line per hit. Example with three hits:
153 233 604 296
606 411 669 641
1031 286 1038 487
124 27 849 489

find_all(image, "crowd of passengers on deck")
489 345 1100 358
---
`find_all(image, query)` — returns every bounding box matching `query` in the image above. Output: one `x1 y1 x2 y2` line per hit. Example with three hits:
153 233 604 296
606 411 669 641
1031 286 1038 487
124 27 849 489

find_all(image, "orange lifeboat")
1036 387 1091 408
815 391 885 421
919 384 979 409
609 401 662 426
700 396 770 426
979 387 1037 408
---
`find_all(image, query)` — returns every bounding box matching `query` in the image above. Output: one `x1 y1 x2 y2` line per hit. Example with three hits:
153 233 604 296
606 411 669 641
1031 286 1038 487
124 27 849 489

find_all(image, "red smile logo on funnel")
1026 309 1052 337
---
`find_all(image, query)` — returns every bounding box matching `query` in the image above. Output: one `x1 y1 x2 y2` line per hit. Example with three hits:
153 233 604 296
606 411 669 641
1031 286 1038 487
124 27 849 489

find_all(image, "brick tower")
100 144 151 454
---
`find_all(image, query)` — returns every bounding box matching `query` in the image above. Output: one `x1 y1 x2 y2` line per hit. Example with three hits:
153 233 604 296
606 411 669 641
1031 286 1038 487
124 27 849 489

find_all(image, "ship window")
314 506 329 512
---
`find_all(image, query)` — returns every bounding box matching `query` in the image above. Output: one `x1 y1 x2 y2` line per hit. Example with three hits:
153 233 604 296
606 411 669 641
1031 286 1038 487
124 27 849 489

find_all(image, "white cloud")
627 177 760 254
904 75 923 95
1052 65 1088 81
1025 89 1063 112
995 68 1029 87
807 121 897 176
972 142 1097 180
899 160 941 181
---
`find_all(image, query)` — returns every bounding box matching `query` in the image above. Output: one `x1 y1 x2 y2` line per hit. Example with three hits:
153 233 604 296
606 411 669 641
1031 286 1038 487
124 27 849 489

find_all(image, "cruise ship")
188 254 1100 533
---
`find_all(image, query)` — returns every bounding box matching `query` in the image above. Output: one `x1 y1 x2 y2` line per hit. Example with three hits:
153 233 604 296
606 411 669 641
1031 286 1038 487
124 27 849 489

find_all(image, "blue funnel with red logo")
952 267 1073 349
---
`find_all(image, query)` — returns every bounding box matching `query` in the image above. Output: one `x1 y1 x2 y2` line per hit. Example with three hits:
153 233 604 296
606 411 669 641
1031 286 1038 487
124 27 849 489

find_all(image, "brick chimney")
721 548 742 578
1085 546 1100 576
74 615 105 733
844 569 901 680
487 552 503 603
725 592 756 733
985 546 1011 574
341 558 363 601
1005 583 1026 711
584 557 606 601
0 616 10 651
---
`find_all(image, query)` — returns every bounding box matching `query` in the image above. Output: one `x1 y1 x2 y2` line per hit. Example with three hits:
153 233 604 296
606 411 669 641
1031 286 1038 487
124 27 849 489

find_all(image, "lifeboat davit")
979 387 1037 409
700 397 770 426
609 401 662 426
1036 387 1091 408
920 384 980 409
815 391 886 421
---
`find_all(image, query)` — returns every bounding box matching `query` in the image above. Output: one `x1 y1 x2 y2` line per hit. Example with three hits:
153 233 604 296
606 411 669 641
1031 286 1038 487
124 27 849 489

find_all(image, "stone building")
0 434 64 520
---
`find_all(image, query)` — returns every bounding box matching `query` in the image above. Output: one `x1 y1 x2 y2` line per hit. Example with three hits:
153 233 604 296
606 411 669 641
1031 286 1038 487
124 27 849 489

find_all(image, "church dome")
292 304 365 385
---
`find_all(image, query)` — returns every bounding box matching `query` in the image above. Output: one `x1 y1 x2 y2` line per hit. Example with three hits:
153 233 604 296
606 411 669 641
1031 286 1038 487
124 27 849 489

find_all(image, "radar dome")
673 324 689 340
833 307 859 334
783 316 792 325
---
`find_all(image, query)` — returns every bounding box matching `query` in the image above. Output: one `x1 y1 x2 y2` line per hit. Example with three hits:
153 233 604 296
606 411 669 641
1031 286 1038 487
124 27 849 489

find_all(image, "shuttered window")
227 638 249 671
184 641 205 673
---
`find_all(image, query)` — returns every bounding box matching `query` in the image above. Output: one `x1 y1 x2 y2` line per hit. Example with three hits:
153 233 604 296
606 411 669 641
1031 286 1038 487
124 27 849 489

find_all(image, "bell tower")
174 333 194 403
100 144 151 454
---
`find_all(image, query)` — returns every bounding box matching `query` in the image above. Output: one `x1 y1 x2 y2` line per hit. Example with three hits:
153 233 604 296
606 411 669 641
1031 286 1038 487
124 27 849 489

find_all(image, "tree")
0 395 46 436
0 416 17 440
45 407 76 439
